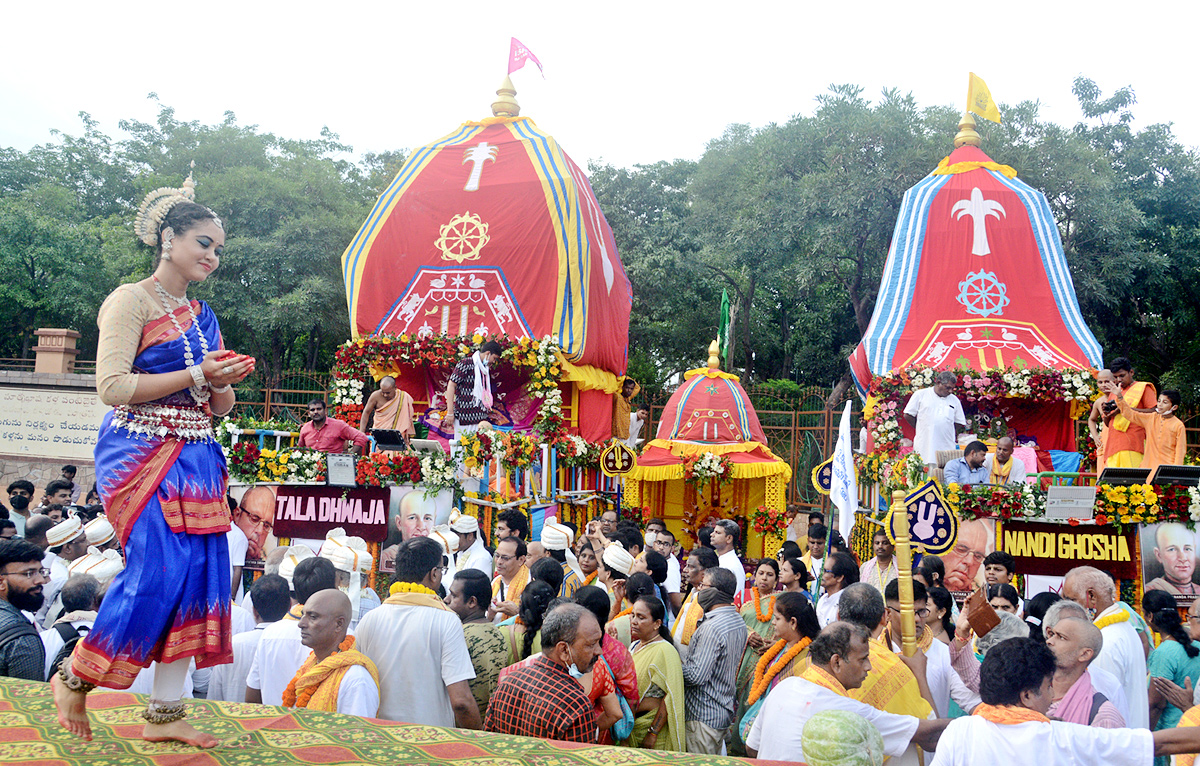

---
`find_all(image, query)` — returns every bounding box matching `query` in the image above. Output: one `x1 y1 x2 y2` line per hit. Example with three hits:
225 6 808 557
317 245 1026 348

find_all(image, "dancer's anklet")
57 658 95 694
142 700 187 725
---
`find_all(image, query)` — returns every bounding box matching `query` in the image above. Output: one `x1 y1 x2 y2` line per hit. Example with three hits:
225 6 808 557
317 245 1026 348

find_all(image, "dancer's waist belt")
111 403 214 443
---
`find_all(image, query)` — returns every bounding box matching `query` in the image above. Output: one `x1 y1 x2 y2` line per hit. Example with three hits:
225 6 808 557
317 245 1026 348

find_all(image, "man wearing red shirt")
297 399 369 454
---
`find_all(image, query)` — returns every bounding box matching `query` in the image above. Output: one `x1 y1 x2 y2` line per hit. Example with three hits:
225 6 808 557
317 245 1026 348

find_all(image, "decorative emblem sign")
436 212 491 263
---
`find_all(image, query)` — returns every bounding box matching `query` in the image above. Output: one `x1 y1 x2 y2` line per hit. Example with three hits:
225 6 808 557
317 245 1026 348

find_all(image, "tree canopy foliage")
2 80 1198 402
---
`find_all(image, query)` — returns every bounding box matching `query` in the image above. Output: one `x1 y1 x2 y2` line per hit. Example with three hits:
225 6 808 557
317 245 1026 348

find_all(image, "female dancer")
53 175 254 746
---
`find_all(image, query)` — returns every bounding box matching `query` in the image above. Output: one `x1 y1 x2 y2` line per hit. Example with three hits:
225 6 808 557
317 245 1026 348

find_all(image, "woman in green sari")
625 595 686 751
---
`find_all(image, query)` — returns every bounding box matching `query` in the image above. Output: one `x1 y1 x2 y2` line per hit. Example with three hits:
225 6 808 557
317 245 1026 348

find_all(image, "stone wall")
0 455 95 500
0 368 99 501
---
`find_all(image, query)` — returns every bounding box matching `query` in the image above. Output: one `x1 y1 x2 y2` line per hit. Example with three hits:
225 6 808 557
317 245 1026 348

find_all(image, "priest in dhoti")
1101 357 1157 469
361 376 415 450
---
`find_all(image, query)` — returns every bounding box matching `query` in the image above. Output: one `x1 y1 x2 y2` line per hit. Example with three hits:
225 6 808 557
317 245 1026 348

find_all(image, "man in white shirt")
291 589 379 717
451 513 492 577
903 371 966 465
1062 565 1149 729
627 405 649 448
209 574 289 703
245 551 337 705
652 529 682 602
227 512 249 603
40 574 100 681
981 436 1027 485
711 519 745 596
39 516 89 628
884 579 979 718
860 529 898 593
929 637 1200 766
356 537 480 728
746 621 949 761
1037 599 1130 721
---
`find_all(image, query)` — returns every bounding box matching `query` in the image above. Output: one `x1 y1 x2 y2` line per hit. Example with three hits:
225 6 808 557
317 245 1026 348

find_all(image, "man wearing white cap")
67 547 124 587
320 529 379 629
451 512 492 577
541 523 584 599
39 516 89 628
600 543 634 607
83 515 119 554
246 552 338 706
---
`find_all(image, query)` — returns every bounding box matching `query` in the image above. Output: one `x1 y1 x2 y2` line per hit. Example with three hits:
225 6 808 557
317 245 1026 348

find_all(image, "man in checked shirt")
681 567 748 754
484 603 601 742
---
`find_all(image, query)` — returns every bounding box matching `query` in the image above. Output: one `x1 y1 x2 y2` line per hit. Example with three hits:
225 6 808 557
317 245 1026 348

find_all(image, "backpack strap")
1088 691 1110 724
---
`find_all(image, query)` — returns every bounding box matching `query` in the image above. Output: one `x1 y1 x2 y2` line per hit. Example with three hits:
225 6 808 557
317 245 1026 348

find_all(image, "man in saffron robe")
360 375 416 445
287 589 379 718
1101 357 1157 469
930 637 1200 766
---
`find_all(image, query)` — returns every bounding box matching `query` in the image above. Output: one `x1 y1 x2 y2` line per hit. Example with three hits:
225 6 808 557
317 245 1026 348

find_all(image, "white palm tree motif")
462 142 498 192
951 187 1006 256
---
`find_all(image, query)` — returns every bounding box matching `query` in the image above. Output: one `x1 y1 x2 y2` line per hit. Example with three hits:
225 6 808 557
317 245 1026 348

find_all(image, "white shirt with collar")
717 549 745 595
1090 604 1149 729
208 622 270 703
455 537 492 577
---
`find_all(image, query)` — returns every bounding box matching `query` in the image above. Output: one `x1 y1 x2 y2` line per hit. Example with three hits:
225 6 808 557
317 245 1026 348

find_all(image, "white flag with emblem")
831 401 858 542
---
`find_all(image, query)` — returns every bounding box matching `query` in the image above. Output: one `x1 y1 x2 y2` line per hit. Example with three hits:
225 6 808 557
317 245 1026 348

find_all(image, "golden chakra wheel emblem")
435 211 491 263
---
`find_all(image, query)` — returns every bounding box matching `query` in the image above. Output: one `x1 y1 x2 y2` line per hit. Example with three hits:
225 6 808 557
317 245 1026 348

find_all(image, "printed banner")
999 520 1138 580
1140 521 1200 605
229 483 454 570
0 386 110 461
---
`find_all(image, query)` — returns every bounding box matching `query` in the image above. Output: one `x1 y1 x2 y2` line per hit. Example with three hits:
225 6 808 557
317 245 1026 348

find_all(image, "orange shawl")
283 636 380 713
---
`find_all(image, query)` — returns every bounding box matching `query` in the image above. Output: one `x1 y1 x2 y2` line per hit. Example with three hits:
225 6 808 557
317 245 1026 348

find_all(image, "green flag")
718 289 731 362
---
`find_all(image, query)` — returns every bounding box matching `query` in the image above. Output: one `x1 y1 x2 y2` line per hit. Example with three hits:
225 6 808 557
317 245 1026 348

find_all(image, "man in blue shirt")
944 441 990 486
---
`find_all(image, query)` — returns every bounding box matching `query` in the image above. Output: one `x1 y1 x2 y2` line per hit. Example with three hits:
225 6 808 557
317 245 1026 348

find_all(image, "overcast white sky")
3 1 1196 171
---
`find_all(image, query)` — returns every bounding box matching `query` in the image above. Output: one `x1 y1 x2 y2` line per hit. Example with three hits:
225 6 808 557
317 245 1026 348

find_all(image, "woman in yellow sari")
625 595 686 751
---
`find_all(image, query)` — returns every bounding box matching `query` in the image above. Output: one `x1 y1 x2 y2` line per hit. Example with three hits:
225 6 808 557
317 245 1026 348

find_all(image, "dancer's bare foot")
142 719 219 748
50 673 92 741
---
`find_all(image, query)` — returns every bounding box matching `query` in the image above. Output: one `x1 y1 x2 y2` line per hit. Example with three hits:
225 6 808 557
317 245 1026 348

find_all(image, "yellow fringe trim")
645 439 770 457
932 156 1018 179
460 116 536 128
626 459 791 482
682 367 741 381
557 356 622 394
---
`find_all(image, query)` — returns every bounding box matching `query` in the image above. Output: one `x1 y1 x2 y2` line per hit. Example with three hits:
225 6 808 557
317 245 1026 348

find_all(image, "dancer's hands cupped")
202 350 256 387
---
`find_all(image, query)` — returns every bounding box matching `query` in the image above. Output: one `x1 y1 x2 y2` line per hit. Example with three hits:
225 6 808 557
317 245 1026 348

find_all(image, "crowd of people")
10 482 1200 764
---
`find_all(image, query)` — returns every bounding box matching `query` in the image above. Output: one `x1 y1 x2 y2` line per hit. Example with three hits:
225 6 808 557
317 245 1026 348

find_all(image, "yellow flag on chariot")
967 73 1002 123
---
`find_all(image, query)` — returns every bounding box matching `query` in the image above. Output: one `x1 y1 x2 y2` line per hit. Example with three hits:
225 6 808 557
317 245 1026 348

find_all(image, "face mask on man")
566 647 585 679
697 585 733 612
8 495 29 512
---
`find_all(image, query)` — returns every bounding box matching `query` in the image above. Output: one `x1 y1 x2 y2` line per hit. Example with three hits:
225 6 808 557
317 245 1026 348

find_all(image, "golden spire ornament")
491 76 520 117
954 112 981 149
707 340 721 371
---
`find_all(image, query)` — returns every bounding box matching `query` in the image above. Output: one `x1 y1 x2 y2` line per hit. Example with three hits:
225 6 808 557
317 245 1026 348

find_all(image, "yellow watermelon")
801 709 886 766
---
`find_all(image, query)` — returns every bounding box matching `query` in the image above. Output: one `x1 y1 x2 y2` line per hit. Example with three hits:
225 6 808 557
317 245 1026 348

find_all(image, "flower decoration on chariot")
436 211 491 263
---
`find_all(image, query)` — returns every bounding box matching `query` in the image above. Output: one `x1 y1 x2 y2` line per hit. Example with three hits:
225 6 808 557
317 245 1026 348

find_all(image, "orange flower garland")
613 606 633 621
282 635 356 708
753 588 776 623
583 571 598 586
748 636 812 705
